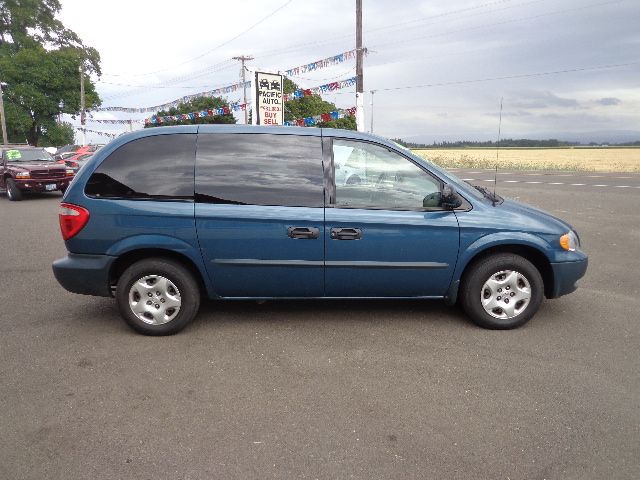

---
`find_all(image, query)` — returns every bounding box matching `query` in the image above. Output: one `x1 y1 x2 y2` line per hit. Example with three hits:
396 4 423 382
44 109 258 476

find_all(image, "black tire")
460 253 544 329
116 258 201 335
6 179 23 201
60 185 67 194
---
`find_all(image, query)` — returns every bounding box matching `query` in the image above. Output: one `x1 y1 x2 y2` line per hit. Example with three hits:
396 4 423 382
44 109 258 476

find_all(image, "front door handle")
288 226 320 239
330 227 362 240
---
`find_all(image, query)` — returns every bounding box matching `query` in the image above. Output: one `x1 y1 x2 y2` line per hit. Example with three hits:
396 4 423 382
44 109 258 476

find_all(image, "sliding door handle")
287 226 320 239
330 227 362 240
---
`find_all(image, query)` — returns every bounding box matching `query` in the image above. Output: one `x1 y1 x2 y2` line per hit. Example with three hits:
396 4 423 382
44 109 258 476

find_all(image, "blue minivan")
53 125 587 335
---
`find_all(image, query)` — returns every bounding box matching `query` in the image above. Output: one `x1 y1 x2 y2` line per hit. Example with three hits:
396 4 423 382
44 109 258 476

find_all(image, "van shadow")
64 297 471 335
195 298 470 329
3 192 65 202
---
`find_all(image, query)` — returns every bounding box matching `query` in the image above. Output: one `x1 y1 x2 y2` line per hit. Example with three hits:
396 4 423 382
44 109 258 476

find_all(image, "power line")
242 0 545 64
374 61 640 92
370 0 625 50
97 1 536 93
212 0 569 69
100 60 238 101
98 81 219 89
99 0 529 84
101 0 295 78
364 0 517 34
289 67 356 82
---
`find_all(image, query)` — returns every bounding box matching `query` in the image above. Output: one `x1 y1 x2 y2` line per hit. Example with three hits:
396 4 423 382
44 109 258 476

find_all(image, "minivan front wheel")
460 254 543 329
116 258 200 335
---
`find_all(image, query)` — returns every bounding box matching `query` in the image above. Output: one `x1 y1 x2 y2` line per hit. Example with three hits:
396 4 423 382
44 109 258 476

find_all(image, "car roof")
114 124 397 143
1 145 45 154
1 144 38 150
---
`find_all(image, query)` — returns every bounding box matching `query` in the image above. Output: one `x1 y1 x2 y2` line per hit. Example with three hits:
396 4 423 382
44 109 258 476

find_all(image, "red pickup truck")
1 146 73 201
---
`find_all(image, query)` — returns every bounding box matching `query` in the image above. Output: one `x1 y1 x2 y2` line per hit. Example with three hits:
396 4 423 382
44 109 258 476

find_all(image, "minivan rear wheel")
116 258 200 335
460 253 543 329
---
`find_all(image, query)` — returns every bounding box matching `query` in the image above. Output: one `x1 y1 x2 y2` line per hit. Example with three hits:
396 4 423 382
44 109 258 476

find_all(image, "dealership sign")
253 71 284 126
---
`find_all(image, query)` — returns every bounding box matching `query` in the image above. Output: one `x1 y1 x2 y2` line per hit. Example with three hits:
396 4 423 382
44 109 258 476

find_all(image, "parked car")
56 152 93 173
55 144 102 162
1 146 74 201
55 144 80 158
52 125 588 335
73 153 94 171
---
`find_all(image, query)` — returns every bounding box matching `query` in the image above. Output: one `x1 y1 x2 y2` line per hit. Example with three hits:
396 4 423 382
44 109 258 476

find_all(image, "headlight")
66 168 75 176
560 231 579 251
16 171 30 179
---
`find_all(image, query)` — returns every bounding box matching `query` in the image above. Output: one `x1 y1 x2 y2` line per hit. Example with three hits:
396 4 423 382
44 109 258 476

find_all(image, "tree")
283 77 356 130
40 121 74 147
0 0 101 145
145 96 237 128
0 0 91 50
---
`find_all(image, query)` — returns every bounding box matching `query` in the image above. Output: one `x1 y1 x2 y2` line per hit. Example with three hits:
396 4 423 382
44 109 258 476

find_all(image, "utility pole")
79 65 86 146
370 89 376 133
232 55 254 124
355 0 364 132
0 81 8 146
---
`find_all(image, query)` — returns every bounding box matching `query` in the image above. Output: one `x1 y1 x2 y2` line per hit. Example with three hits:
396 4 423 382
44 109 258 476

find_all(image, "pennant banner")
283 77 356 102
77 127 118 138
283 107 357 127
94 81 250 113
146 103 247 125
93 48 365 114
284 48 367 77
87 118 144 124
143 75 356 125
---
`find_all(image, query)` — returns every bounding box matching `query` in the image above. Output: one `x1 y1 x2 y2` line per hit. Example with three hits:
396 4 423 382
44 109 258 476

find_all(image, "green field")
413 147 640 172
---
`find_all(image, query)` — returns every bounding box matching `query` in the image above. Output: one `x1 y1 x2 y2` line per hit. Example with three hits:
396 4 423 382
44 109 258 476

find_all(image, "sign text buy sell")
254 71 283 126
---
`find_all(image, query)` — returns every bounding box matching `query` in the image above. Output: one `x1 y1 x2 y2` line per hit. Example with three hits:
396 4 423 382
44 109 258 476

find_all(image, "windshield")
3 148 54 162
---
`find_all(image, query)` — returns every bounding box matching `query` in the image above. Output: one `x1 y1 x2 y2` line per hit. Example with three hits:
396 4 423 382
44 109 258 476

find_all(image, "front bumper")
52 253 116 297
549 254 588 298
16 178 71 192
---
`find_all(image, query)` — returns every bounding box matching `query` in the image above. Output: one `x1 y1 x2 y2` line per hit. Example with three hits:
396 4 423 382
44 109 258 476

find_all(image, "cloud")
595 97 622 106
57 0 640 144
509 91 579 109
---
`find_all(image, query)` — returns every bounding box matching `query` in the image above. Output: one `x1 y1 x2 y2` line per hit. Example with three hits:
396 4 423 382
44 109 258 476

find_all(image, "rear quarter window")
85 134 196 200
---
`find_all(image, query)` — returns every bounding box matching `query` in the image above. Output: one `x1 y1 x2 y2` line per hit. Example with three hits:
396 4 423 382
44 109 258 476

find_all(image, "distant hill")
393 138 640 148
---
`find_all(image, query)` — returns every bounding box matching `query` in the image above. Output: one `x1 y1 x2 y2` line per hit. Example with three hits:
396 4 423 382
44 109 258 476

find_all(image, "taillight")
59 203 90 240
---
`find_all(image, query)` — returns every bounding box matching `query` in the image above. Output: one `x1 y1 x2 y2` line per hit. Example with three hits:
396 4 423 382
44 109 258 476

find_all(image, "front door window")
333 139 442 210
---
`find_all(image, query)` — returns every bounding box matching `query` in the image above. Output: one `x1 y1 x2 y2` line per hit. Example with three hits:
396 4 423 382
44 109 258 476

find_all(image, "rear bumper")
52 253 115 297
549 254 588 298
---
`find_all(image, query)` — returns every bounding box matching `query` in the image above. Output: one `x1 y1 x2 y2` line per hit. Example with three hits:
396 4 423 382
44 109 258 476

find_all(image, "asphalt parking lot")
1 174 638 479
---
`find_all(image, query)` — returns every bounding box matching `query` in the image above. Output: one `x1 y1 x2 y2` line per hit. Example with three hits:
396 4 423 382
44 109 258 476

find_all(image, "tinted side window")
195 133 323 207
85 134 196 200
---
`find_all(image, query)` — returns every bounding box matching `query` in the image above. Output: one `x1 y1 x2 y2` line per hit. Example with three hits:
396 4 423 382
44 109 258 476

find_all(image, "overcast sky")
59 0 640 144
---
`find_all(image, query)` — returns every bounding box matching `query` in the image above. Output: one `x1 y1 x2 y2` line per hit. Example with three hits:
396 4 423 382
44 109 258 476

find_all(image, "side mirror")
441 184 462 210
